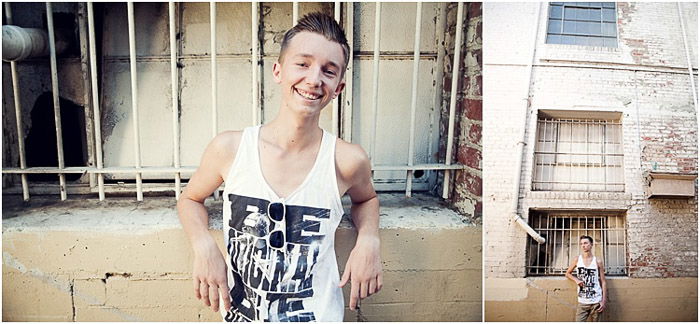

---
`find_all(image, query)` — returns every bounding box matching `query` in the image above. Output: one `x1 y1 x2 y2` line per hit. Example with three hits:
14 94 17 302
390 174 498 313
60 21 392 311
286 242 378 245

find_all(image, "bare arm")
177 132 239 313
565 258 583 287
336 142 382 310
597 258 607 312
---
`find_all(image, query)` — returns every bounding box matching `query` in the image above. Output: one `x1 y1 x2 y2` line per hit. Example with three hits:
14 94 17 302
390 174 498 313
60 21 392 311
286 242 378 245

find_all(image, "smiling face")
272 31 346 116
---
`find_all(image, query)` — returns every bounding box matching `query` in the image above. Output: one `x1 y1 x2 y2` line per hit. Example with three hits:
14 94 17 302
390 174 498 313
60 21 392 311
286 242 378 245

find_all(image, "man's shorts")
575 302 602 322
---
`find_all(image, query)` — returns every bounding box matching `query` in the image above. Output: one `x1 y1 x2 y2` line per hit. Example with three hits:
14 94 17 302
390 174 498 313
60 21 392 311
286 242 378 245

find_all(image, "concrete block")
73 279 106 307
105 278 200 309
2 268 73 321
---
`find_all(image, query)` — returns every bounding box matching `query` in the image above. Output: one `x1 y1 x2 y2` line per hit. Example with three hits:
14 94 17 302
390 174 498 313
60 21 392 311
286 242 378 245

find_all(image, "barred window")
546 2 618 47
533 114 624 192
526 211 628 276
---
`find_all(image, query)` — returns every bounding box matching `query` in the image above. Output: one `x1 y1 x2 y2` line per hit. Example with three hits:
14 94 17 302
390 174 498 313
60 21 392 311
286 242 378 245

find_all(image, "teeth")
296 88 320 100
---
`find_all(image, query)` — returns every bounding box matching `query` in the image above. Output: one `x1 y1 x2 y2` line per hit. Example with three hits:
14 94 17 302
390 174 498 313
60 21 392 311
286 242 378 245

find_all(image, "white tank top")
576 255 603 304
220 125 345 322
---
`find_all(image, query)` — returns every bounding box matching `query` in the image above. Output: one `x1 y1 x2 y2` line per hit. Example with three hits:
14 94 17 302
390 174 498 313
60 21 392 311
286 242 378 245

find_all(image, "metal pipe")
87 2 105 201
127 2 143 201
515 214 546 244
677 2 698 112
293 2 299 24
5 3 30 201
2 26 50 62
442 2 464 199
511 2 543 243
210 1 217 139
46 2 67 201
369 2 381 165
406 2 422 197
342 2 354 142
169 2 181 200
251 2 259 125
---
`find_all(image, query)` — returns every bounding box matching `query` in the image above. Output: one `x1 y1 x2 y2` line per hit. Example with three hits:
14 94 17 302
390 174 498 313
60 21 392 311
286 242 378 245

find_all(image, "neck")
582 251 593 258
262 105 322 151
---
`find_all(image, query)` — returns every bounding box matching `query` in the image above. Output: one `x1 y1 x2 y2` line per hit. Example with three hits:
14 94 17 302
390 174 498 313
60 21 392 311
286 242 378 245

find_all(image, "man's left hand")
338 234 382 310
597 300 606 312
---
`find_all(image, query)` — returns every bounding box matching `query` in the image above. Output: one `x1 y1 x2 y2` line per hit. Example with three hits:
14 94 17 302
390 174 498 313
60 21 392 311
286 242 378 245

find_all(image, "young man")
565 235 608 322
177 13 382 322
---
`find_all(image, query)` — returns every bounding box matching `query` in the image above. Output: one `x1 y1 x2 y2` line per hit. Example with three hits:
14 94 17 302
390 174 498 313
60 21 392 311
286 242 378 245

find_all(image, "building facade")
484 2 697 321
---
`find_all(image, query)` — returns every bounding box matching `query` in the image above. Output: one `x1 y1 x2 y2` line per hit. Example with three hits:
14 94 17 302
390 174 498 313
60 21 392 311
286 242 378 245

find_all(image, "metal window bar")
342 2 354 142
87 2 106 201
169 2 181 200
442 2 464 199
369 1 381 168
405 2 422 197
252 2 260 126
127 2 143 201
210 1 220 200
533 118 624 191
331 1 340 137
2 2 470 201
46 3 67 201
526 212 628 276
5 3 30 201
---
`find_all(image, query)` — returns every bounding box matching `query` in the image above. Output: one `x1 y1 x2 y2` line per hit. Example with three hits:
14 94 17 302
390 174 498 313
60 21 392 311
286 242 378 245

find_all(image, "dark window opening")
25 92 86 182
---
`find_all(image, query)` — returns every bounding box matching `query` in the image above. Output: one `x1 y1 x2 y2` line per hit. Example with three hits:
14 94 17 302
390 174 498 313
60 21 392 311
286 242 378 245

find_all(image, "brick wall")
440 3 483 223
485 3 698 279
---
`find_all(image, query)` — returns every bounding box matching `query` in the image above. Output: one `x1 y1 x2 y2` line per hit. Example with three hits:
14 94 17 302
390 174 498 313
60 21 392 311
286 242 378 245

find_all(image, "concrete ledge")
3 193 482 322
485 277 698 322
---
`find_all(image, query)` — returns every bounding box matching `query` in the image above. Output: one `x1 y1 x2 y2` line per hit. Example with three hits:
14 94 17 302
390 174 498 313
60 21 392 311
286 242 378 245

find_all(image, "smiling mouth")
294 87 322 100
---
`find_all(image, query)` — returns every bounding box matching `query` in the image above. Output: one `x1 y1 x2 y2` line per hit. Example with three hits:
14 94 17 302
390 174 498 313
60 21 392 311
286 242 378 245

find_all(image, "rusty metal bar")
405 2 422 197
87 2 106 201
46 2 67 201
169 2 181 200
442 2 464 199
5 3 30 201
127 2 143 201
369 1 381 166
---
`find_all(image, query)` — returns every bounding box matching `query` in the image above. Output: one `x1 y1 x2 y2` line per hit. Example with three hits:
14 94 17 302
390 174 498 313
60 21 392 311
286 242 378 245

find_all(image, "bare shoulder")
203 130 244 178
335 137 370 178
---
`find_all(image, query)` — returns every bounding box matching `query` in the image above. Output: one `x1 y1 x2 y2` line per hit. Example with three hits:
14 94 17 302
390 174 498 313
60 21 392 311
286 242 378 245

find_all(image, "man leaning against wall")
176 13 382 322
566 235 608 322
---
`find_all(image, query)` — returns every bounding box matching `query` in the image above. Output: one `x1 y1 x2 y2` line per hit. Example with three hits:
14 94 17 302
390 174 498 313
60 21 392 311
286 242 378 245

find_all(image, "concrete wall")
2 193 482 322
485 277 698 322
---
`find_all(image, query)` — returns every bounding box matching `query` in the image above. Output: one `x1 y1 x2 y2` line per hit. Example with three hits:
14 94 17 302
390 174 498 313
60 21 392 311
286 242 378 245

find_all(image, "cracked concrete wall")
2 194 482 321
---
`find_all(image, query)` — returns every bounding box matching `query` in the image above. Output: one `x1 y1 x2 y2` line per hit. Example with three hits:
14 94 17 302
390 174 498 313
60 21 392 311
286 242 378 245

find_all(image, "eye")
296 62 308 67
324 69 337 76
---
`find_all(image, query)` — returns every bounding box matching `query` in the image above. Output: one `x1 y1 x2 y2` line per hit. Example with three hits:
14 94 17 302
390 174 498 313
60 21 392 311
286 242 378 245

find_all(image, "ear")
333 80 346 98
272 61 282 84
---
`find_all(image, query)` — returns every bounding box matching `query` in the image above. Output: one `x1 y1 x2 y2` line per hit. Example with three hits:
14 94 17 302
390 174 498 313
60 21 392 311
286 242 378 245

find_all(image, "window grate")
533 118 624 192
526 212 628 276
546 2 617 47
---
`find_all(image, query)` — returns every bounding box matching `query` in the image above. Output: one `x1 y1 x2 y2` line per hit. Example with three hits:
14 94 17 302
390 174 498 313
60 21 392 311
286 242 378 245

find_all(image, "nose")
304 66 323 87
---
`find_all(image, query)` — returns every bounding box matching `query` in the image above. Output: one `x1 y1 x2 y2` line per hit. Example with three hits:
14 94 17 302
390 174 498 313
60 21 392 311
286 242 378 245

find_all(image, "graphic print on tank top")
224 193 330 322
576 266 598 300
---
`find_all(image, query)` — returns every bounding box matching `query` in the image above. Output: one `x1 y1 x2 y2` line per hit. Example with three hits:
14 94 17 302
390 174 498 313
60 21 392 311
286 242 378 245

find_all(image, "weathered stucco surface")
2 193 482 322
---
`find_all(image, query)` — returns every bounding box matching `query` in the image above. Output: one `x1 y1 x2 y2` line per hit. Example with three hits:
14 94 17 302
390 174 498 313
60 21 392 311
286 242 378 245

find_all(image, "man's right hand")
192 239 231 313
575 279 584 287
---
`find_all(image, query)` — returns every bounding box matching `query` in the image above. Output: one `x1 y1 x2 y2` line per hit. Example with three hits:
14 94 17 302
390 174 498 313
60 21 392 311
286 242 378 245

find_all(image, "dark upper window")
546 2 618 47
